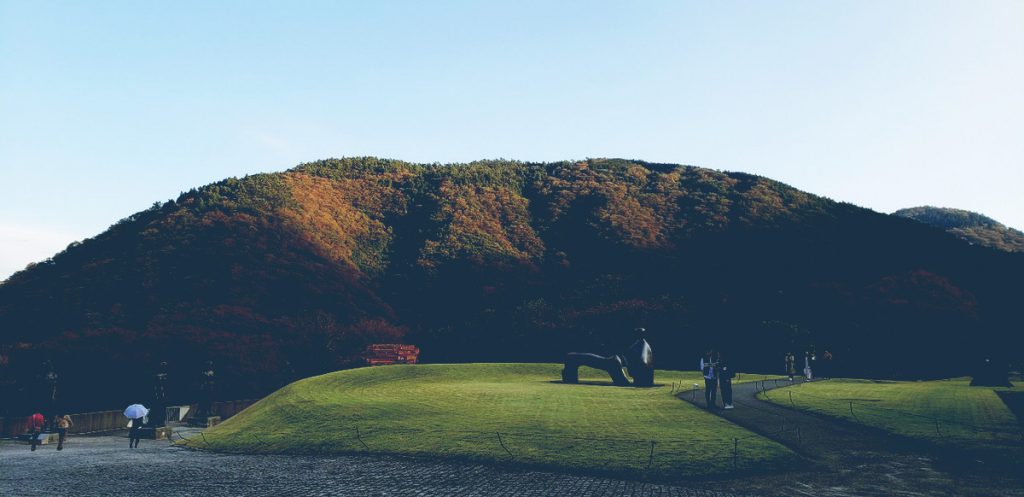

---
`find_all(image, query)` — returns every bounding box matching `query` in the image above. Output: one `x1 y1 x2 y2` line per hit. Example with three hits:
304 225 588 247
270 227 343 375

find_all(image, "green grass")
187 363 793 478
759 378 1022 449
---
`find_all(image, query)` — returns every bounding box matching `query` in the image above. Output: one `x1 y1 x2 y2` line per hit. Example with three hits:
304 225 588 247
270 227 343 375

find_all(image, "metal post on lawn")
646 440 656 470
789 390 794 406
849 401 858 421
497 432 513 458
934 419 941 436
732 438 738 471
355 427 369 450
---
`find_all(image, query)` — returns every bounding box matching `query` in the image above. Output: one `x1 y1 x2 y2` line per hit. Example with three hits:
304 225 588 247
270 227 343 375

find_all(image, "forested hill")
1 158 1021 412
894 206 1024 253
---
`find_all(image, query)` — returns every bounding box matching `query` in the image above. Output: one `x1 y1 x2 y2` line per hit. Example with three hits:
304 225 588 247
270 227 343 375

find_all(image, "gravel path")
0 428 749 497
682 377 1024 497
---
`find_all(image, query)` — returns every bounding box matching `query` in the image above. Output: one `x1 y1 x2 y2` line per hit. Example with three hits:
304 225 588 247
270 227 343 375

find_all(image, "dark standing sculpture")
280 359 297 388
41 360 58 431
197 360 215 418
562 328 655 387
187 360 221 428
147 362 169 427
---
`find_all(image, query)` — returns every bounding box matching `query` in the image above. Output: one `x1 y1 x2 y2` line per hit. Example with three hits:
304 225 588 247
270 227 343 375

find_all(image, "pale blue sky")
2 1 1022 280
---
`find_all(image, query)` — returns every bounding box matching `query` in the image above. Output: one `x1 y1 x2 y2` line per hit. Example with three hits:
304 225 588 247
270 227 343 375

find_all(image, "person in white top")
804 351 814 380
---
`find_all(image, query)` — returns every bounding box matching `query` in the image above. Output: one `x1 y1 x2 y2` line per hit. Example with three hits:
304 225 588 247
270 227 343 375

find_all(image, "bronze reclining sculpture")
561 328 654 387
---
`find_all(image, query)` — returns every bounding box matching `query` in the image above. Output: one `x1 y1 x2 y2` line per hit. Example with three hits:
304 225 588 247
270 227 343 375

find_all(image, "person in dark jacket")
129 417 144 448
785 352 796 381
717 351 735 409
700 350 717 409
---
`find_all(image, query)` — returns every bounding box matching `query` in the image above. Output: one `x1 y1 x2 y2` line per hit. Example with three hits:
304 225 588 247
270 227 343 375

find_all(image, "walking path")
681 377 1023 497
0 428 747 497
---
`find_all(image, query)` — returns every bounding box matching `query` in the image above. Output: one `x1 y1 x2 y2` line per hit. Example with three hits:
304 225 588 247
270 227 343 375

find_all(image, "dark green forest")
1 158 1021 414
894 206 1024 253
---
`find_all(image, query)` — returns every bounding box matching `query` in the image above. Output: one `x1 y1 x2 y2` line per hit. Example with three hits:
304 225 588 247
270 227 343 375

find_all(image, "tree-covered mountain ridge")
893 206 1024 253
1 158 1021 412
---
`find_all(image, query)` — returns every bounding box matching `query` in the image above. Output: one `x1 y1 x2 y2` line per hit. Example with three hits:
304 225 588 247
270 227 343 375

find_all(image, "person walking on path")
700 350 718 409
128 417 144 448
785 352 796 381
28 412 44 452
54 414 72 451
717 351 735 409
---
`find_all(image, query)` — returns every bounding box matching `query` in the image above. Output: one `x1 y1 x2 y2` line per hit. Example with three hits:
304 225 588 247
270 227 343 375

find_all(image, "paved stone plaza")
0 431 745 497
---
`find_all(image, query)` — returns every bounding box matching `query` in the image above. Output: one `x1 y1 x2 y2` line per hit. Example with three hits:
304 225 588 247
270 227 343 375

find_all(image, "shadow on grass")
995 391 1024 426
545 380 667 388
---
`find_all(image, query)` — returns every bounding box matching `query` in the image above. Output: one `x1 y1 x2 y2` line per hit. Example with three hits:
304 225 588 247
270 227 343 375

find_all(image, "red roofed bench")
363 344 420 366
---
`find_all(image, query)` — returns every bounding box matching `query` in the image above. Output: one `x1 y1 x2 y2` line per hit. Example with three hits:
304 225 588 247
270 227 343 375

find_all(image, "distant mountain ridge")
894 206 1024 253
1 158 1021 412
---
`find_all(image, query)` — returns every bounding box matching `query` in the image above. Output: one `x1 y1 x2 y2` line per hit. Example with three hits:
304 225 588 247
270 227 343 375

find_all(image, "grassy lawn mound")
760 378 1022 457
187 363 792 478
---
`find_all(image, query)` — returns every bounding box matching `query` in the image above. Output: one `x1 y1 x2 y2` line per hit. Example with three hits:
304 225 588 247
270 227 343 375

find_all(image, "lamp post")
149 362 169 427
43 361 58 431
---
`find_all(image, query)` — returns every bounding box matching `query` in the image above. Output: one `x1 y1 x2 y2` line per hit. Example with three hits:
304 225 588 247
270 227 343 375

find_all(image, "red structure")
363 344 420 366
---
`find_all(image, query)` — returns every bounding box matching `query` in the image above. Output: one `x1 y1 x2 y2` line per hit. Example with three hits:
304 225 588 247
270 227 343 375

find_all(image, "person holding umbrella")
124 404 148 449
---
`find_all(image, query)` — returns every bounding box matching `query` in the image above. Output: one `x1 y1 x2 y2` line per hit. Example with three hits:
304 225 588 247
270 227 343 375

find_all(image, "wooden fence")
0 399 258 438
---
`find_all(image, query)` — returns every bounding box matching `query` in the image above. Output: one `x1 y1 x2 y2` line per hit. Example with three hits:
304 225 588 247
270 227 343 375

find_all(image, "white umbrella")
124 404 149 419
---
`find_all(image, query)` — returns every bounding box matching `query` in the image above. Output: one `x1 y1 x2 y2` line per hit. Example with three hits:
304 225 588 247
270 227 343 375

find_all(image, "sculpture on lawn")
147 361 169 427
562 328 654 387
196 360 215 418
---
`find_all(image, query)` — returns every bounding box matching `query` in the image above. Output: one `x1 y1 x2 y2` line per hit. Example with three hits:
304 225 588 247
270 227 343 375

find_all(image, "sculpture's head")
634 327 646 337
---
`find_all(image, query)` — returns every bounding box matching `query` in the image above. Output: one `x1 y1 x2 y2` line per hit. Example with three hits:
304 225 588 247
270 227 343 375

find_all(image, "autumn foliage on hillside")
1 158 1021 413
894 206 1024 253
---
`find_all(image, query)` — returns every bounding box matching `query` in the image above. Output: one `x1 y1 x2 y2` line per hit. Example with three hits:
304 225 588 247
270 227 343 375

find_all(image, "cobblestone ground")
0 430 751 497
